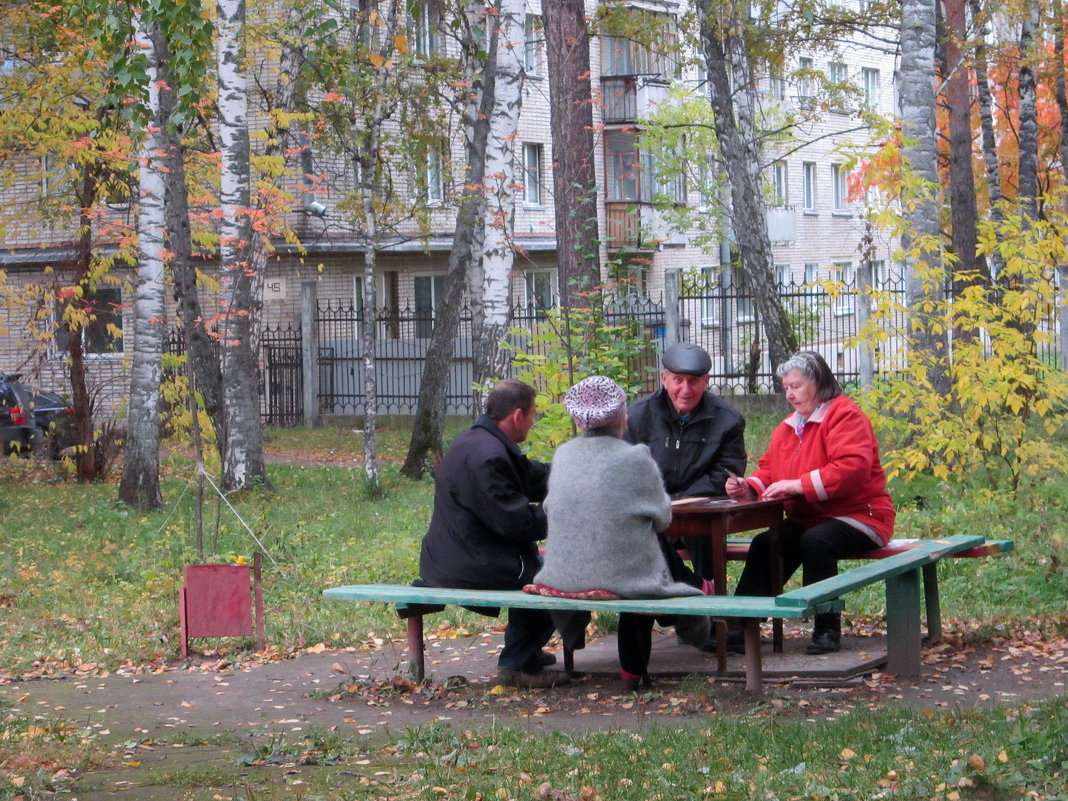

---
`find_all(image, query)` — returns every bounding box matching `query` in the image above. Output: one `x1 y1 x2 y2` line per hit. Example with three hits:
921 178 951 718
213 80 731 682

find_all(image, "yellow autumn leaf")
369 53 385 68
967 754 985 772
997 750 1008 763
394 34 408 54
841 748 856 759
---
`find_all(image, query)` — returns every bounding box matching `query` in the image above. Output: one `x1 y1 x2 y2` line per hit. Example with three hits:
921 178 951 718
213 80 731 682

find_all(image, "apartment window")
54 287 124 356
833 261 855 315
641 146 686 204
524 269 557 314
804 262 820 306
523 14 544 75
410 0 441 57
606 131 640 201
802 161 817 211
831 163 848 212
769 73 786 102
700 267 723 326
776 263 792 289
696 158 716 210
771 160 788 207
828 61 847 84
797 56 814 100
601 13 677 77
414 274 446 338
522 143 543 205
862 67 880 109
412 147 444 205
730 266 754 322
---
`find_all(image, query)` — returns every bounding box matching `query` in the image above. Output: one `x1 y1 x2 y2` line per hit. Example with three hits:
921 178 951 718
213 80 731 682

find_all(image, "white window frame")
831 163 848 212
411 0 440 57
833 261 855 316
862 67 880 109
776 263 792 289
802 161 817 211
522 143 543 206
797 56 814 100
771 160 788 207
606 131 640 201
700 266 723 327
828 61 847 84
804 262 820 307
523 14 544 76
524 269 557 313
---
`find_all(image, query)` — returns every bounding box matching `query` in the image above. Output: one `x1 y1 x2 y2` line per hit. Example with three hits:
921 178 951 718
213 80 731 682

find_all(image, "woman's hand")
725 475 756 500
761 479 803 500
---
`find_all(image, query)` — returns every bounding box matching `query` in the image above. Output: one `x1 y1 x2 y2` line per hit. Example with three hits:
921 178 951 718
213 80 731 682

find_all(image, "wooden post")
406 615 425 680
921 563 942 642
664 268 680 348
301 280 320 427
885 570 922 676
741 619 763 695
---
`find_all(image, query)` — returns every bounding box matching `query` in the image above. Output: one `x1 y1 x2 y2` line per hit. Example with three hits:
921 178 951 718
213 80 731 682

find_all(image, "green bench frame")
323 534 1011 694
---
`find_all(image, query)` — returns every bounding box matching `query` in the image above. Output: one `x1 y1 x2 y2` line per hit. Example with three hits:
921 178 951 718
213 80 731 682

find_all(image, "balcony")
605 202 642 249
601 76 669 124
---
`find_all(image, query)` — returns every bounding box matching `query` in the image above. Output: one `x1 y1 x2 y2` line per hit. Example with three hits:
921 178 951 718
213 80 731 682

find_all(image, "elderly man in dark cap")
625 342 747 591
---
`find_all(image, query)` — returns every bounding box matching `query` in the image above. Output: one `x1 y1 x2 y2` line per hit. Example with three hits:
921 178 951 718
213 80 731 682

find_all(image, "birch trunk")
471 0 524 414
217 0 268 490
968 0 1004 279
899 0 947 391
698 2 795 381
119 13 166 510
402 0 499 479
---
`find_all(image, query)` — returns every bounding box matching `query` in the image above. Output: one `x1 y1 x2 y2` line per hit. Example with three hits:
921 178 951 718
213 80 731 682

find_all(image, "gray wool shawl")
534 435 703 599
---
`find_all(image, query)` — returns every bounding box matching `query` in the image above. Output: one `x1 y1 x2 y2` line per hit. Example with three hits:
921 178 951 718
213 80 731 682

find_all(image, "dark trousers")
735 517 875 632
617 534 705 676
498 607 555 673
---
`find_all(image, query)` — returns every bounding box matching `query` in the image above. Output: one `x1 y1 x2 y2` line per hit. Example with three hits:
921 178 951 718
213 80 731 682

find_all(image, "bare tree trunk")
1057 0 1068 193
217 0 268 490
900 0 947 392
940 0 987 294
69 168 98 482
1017 8 1040 216
543 0 600 303
470 0 525 414
119 13 166 510
402 0 499 479
698 2 795 381
968 0 1004 279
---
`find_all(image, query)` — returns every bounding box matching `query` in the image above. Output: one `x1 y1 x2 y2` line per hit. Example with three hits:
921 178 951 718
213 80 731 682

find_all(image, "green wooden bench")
322 584 842 694
773 534 1003 676
709 536 1014 645
323 534 1011 694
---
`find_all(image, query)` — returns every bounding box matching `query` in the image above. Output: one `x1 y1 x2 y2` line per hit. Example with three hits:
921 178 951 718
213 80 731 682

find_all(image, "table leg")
769 524 783 653
741 619 764 695
407 615 425 681
711 518 728 672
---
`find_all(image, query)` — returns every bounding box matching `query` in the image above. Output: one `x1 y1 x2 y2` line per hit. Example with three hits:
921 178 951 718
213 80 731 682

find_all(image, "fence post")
664 268 680 348
301 280 320 427
857 263 874 389
1060 266 1068 373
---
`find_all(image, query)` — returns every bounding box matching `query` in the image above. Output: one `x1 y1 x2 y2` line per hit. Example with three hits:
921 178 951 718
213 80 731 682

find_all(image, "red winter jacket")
745 394 894 545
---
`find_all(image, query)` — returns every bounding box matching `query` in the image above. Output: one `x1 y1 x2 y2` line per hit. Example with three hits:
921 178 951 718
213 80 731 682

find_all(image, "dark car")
1 374 74 458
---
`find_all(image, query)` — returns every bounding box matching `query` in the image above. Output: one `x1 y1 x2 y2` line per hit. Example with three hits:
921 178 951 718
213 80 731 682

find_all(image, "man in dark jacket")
418 379 567 688
625 342 747 580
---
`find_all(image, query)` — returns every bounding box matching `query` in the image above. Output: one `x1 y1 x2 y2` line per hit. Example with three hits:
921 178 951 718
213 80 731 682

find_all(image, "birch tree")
119 11 167 509
217 0 269 490
402 0 501 478
899 0 946 390
470 0 525 412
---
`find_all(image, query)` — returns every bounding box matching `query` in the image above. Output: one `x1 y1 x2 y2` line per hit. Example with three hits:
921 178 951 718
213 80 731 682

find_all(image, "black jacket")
625 389 747 498
418 415 549 590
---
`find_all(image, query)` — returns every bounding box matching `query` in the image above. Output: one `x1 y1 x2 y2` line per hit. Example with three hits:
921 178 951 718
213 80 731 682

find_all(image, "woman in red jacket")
726 351 895 654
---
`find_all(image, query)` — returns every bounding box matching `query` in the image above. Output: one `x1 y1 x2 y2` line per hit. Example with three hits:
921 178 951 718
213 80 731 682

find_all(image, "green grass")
1 418 1066 676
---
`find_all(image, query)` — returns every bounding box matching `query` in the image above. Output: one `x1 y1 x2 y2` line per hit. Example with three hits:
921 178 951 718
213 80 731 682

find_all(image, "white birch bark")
899 0 946 387
471 0 524 411
119 11 166 509
217 0 268 490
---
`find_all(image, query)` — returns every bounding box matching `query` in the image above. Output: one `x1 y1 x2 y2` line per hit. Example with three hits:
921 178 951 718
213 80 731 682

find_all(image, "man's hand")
725 475 756 500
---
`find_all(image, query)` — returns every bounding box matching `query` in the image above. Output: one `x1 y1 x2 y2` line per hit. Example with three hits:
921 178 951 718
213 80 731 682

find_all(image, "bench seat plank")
323 584 840 618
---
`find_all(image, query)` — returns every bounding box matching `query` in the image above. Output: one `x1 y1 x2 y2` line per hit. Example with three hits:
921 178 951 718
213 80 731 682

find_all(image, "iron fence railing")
162 275 1063 424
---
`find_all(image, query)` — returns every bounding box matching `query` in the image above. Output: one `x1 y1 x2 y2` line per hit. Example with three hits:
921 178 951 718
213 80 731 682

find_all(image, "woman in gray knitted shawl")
532 375 709 691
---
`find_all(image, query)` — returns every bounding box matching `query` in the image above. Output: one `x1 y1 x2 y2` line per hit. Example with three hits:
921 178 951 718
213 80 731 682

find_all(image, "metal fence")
314 296 666 418
162 273 1063 424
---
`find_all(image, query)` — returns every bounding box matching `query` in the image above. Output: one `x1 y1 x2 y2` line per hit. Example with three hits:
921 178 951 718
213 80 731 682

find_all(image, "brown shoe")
497 668 571 688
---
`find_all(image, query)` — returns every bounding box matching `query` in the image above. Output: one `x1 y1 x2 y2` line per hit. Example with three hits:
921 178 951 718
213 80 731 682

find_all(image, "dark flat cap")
661 342 712 375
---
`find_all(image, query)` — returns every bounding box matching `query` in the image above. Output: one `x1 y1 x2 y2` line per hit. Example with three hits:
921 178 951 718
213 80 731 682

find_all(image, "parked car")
0 374 75 458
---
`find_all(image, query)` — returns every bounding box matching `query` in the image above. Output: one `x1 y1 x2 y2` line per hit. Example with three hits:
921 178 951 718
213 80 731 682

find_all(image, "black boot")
806 613 842 655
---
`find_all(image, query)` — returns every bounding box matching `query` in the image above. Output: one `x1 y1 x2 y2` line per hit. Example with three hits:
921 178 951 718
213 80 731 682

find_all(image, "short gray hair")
775 351 842 402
